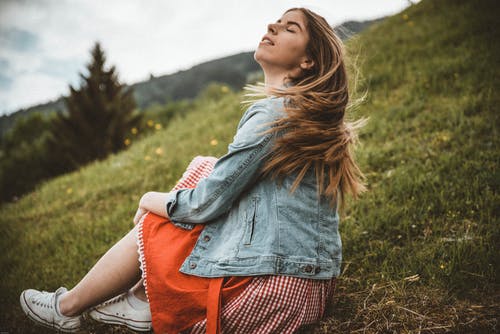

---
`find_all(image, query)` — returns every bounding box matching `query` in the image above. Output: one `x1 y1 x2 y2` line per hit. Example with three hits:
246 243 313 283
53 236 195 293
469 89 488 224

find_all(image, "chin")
253 47 269 66
254 48 262 61
253 49 259 62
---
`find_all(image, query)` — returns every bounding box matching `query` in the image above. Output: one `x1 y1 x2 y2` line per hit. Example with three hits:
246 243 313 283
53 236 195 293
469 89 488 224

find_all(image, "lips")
260 35 274 45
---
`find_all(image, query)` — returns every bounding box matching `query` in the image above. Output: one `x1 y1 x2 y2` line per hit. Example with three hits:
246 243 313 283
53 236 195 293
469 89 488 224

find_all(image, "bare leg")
58 224 143 316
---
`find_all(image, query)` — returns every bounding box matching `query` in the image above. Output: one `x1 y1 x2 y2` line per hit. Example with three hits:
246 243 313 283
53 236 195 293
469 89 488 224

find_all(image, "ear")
300 58 315 71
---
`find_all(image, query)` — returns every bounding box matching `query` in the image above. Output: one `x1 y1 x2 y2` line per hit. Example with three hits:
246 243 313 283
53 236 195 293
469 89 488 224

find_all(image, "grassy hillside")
317 0 499 331
1 0 498 332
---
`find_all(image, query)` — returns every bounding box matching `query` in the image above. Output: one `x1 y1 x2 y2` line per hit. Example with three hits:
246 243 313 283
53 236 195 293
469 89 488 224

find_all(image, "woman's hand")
133 207 148 225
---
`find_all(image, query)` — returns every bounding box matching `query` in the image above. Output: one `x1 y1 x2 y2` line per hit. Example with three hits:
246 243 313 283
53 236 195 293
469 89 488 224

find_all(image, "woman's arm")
165 104 278 224
137 191 169 219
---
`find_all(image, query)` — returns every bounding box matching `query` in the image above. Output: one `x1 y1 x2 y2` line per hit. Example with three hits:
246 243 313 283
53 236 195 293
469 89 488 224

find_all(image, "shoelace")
31 290 55 309
103 294 125 306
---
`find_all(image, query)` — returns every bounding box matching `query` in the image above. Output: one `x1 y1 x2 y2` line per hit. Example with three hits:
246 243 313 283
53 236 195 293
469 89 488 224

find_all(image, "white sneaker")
20 287 83 332
87 291 152 332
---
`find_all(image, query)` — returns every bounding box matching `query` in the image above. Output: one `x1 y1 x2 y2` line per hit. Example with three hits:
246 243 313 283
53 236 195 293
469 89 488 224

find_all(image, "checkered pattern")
188 276 335 334
172 156 219 191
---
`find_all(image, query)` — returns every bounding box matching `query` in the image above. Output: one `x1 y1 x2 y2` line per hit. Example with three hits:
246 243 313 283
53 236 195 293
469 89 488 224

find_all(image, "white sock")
55 292 68 317
126 290 149 310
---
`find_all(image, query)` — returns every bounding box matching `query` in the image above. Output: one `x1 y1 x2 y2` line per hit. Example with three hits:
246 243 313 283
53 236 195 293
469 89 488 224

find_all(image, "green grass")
1 0 498 332
341 0 499 291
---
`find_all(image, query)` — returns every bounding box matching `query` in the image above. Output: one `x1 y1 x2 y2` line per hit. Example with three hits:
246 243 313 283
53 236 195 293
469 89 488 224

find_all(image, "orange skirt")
136 156 252 333
138 213 252 334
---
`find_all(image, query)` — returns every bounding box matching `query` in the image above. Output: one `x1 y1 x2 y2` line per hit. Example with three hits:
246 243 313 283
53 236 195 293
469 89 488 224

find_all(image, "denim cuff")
165 190 196 230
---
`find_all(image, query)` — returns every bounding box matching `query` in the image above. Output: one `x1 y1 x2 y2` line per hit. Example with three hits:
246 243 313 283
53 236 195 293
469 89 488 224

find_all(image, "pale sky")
0 0 418 116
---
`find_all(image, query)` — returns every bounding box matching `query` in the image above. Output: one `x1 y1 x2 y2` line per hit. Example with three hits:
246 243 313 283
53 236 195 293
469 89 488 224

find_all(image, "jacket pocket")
243 197 259 246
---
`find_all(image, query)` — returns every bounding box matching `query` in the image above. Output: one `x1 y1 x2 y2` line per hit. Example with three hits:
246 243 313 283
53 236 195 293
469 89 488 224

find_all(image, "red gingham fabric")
172 156 219 191
137 156 335 333
188 276 335 334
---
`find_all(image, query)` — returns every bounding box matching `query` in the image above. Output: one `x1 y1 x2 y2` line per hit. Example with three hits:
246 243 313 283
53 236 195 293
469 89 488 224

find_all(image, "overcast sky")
0 0 417 116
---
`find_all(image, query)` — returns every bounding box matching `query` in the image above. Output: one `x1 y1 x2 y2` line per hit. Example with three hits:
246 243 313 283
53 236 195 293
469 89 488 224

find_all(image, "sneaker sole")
86 309 152 332
20 291 82 333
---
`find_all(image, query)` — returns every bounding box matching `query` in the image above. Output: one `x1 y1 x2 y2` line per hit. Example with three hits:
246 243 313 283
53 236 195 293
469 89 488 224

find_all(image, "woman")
20 7 365 333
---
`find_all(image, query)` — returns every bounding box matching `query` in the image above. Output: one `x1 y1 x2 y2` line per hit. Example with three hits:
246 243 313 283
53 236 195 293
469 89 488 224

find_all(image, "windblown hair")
246 7 366 208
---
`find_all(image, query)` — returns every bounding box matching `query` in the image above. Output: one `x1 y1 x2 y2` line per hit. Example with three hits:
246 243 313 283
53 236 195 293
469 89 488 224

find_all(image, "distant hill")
334 18 385 39
130 51 261 109
0 18 381 138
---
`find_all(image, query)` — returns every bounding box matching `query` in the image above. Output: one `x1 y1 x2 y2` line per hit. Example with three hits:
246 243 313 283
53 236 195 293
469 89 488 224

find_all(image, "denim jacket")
164 97 342 279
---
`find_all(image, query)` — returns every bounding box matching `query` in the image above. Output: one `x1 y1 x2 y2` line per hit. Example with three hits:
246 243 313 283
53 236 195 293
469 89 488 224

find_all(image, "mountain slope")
0 51 258 138
0 0 498 332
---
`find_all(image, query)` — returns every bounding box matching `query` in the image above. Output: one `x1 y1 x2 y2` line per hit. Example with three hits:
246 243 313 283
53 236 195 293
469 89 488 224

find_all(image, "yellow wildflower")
155 147 164 155
155 123 162 130
66 187 73 194
210 139 218 146
147 120 154 127
131 127 138 135
124 138 131 146
221 86 229 93
144 155 152 161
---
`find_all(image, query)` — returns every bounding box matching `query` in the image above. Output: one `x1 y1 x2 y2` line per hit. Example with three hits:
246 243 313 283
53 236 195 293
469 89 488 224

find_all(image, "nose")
267 23 278 34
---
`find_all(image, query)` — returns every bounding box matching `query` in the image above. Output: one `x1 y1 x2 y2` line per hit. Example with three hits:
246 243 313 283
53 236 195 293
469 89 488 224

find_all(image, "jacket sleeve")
165 103 277 225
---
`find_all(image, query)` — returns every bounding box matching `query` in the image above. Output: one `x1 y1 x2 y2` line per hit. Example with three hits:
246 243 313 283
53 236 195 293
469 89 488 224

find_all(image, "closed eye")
277 19 303 32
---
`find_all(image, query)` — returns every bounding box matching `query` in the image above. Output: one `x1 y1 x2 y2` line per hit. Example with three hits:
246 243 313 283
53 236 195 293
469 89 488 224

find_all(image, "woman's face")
254 10 312 77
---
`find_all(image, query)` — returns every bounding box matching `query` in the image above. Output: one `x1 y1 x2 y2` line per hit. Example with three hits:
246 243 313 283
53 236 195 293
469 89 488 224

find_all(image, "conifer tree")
49 42 140 168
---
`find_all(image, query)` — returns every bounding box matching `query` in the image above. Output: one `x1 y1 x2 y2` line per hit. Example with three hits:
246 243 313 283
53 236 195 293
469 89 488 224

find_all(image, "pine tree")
49 42 140 168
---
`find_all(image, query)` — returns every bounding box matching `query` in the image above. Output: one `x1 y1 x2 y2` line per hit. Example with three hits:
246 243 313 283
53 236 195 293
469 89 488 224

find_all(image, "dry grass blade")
310 276 499 334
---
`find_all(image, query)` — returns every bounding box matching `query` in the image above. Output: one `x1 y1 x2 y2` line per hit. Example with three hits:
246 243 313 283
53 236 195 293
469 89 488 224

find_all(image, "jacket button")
304 265 313 273
189 262 197 269
203 235 211 242
315 266 321 274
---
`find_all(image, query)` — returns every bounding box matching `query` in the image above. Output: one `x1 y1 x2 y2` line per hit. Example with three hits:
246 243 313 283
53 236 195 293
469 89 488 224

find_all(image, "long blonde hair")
246 7 366 208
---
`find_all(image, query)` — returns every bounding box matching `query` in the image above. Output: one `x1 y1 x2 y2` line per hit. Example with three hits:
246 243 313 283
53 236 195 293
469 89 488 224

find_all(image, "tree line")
0 43 141 202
